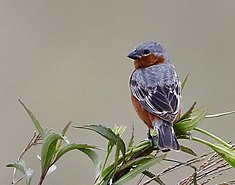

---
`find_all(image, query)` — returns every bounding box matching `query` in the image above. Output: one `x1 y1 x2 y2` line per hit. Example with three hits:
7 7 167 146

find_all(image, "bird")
128 41 181 151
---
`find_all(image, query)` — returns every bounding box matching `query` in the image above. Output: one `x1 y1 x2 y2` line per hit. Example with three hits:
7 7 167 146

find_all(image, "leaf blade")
174 109 207 132
74 124 126 159
6 160 26 173
181 73 189 90
18 99 45 138
113 154 166 185
41 133 62 173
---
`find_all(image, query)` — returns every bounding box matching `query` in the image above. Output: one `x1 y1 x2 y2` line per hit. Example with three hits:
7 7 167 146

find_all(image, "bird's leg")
147 129 153 146
148 129 158 146
148 129 152 140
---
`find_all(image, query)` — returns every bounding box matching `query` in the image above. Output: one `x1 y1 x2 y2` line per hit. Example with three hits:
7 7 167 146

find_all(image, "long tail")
154 120 180 151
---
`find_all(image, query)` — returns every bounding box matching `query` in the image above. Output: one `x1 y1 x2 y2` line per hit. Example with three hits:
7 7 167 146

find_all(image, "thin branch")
12 132 42 184
179 152 232 184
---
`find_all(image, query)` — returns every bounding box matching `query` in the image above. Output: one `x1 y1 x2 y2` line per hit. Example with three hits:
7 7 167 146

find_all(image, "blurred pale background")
1 1 235 184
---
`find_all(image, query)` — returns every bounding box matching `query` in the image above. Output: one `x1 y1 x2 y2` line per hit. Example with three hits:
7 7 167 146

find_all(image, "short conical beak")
127 50 141 60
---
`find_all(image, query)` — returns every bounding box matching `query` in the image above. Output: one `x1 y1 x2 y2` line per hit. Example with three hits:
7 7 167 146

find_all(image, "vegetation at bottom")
7 76 235 185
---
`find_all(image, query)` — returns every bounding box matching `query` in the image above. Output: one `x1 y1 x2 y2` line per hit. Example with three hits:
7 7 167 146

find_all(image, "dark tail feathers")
154 120 180 151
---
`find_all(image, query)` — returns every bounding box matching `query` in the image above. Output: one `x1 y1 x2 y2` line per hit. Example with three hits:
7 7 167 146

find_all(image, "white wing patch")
130 64 181 123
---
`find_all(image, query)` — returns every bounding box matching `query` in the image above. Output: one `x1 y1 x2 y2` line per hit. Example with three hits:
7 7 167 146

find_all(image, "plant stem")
194 127 232 148
102 149 111 172
184 135 214 148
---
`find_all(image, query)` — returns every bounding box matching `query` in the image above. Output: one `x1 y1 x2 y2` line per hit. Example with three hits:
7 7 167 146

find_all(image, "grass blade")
181 73 189 90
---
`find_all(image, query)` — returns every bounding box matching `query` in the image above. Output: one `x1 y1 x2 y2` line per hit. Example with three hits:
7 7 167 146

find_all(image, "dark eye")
143 49 150 55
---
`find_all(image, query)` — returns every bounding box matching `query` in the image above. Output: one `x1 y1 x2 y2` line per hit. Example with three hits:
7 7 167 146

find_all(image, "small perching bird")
128 41 181 151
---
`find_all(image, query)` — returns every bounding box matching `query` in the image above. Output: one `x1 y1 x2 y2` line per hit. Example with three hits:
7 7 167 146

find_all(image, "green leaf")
6 160 26 173
112 125 127 136
41 133 62 173
127 125 135 151
174 109 207 132
113 154 166 185
194 127 232 148
181 73 189 90
193 172 197 185
180 145 197 156
18 99 45 138
206 110 235 118
100 163 115 182
142 170 165 185
56 121 72 150
114 144 121 170
74 124 117 144
116 156 156 174
179 102 197 121
78 147 102 179
54 143 102 178
61 121 72 136
55 143 98 162
210 144 235 168
74 124 126 159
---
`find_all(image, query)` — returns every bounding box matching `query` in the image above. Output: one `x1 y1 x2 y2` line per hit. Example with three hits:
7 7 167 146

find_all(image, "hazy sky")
1 1 235 184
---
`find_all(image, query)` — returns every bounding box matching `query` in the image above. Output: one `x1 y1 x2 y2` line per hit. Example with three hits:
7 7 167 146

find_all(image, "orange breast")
131 95 160 129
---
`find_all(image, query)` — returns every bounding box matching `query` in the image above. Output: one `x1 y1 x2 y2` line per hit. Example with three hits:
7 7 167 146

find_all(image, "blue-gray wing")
130 64 181 123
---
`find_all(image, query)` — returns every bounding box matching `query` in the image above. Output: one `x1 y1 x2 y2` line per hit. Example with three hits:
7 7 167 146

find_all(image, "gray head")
127 41 170 63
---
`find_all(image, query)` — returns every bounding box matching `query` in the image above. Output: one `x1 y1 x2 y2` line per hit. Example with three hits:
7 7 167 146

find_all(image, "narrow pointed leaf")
56 121 72 149
77 147 102 179
101 163 115 181
142 170 165 185
112 125 127 136
210 144 235 168
179 102 197 121
41 133 62 172
6 160 26 173
113 154 166 185
55 143 101 178
74 124 126 159
74 124 117 144
55 143 98 162
18 99 45 138
127 125 135 151
194 127 232 148
61 121 72 136
206 110 235 118
193 172 197 185
117 156 156 173
174 109 207 132
181 73 189 90
180 145 197 156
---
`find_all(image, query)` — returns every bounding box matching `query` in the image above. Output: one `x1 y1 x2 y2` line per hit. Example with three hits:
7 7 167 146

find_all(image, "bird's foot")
148 129 158 147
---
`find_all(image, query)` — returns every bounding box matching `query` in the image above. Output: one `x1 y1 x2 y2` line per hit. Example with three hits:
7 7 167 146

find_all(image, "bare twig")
217 179 235 185
142 151 213 185
12 132 42 184
179 152 232 185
